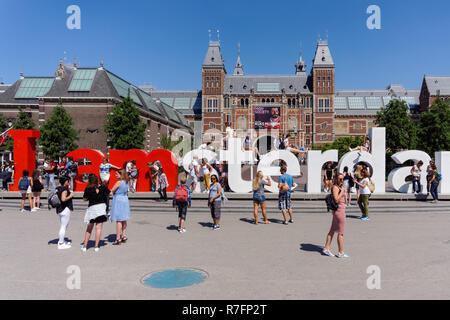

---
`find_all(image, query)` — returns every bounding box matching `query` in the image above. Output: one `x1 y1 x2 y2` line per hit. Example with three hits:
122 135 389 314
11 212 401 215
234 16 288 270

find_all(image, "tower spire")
233 42 244 75
295 42 306 74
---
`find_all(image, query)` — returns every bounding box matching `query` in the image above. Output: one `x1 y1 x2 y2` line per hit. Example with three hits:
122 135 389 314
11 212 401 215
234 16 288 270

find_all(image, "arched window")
245 98 249 106
288 98 291 106
271 98 274 103
241 98 244 106
292 98 296 106
262 98 265 103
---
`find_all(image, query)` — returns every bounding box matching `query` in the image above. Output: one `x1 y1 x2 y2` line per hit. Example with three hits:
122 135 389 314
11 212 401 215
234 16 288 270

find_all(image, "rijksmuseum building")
144 39 450 151
1 37 450 158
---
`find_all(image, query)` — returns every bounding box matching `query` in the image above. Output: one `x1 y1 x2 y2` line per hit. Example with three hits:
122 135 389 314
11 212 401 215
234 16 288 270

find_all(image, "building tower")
233 43 244 76
311 39 335 145
201 34 226 138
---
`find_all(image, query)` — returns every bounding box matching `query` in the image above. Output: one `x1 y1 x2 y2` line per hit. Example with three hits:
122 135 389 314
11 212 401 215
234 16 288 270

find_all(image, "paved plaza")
1 198 450 300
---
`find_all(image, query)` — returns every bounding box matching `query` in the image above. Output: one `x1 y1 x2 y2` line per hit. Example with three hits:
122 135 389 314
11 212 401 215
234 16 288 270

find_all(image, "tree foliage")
104 94 147 150
374 98 417 152
0 108 36 151
160 134 183 151
417 97 450 155
39 99 79 159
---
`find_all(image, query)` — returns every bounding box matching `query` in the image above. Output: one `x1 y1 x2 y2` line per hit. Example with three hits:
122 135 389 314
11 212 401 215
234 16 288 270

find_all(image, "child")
158 168 169 201
18 169 34 212
31 169 44 210
173 175 191 233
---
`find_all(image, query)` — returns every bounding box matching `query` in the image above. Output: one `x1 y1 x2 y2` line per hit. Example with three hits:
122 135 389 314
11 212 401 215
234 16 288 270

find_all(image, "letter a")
366 5 381 30
66 5 81 30
366 265 381 290
66 265 81 290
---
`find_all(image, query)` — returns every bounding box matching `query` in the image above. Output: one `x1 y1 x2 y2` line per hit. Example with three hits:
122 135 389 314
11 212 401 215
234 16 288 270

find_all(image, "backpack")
130 169 139 179
66 161 78 174
18 177 30 191
369 179 375 193
325 193 339 212
438 173 442 182
174 185 188 203
48 187 62 209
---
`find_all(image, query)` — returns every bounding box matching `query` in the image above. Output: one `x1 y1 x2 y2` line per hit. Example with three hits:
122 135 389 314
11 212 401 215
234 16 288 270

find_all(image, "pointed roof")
424 76 450 95
313 40 334 67
202 40 225 68
233 43 244 75
295 45 306 74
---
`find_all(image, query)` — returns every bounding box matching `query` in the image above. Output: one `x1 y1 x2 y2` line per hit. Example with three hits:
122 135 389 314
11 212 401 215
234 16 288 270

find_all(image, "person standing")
158 168 169 201
343 166 354 205
200 158 213 193
1 160 13 190
147 161 160 192
429 162 440 203
187 162 199 193
410 160 424 194
55 176 73 250
278 166 294 225
208 174 223 230
31 169 44 210
354 168 371 220
426 160 435 196
252 171 271 224
99 158 120 186
129 160 138 192
173 174 191 233
58 156 68 177
323 162 334 193
323 173 349 258
65 156 78 190
45 158 57 191
109 169 131 245
19 169 34 212
81 174 110 252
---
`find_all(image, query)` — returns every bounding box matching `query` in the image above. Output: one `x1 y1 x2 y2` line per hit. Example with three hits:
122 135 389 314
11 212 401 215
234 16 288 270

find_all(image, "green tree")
417 97 450 155
104 94 147 150
39 99 79 159
160 134 182 151
374 98 418 152
0 113 11 151
0 108 36 151
312 135 364 158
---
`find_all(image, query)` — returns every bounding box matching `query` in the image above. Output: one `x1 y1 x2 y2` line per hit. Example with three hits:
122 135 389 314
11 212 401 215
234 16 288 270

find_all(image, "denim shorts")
253 193 266 203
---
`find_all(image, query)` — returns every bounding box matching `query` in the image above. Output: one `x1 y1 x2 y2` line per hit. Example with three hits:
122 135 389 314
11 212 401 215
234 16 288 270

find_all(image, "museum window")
318 98 330 112
288 98 291 107
210 122 216 129
292 98 296 106
207 99 218 112
306 126 310 134
245 98 249 107
321 134 327 141
354 123 362 130
321 122 327 129
262 98 265 103
240 98 245 107
306 138 311 146
271 98 274 103
305 114 311 122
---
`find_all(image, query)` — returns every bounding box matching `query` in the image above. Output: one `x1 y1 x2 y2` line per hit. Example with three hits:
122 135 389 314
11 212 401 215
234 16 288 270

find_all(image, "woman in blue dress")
110 169 131 245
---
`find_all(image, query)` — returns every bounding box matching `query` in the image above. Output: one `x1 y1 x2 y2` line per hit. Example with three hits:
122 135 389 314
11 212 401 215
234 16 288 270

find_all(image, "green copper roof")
68 69 97 91
15 78 54 98
137 90 162 115
106 71 142 106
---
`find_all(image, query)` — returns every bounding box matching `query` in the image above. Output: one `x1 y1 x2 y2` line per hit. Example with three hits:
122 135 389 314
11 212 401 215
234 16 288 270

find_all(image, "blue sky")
1 0 450 90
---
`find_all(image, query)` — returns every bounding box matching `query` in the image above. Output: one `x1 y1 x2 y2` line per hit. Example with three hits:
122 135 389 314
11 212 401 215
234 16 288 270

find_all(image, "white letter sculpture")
435 152 450 194
388 151 431 193
307 150 338 193
337 127 386 194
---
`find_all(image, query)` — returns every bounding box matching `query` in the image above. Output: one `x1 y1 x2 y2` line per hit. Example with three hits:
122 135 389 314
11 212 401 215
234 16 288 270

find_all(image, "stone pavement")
0 199 450 300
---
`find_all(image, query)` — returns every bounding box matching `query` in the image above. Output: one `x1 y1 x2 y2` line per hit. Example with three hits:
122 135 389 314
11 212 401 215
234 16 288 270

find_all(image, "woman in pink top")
322 173 349 258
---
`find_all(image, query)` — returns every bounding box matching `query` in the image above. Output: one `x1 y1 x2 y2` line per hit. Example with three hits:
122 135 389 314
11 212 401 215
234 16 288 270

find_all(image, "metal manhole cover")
142 268 208 289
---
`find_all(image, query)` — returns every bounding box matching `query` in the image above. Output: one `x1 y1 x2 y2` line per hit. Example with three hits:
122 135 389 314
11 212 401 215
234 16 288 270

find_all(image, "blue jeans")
412 178 421 193
48 174 56 191
430 182 439 200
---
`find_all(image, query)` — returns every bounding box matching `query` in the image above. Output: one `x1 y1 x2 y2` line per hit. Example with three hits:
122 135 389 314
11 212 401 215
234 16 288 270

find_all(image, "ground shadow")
166 225 179 231
199 222 214 228
79 240 107 249
346 215 361 219
47 237 72 245
300 243 324 255
268 218 284 224
239 218 255 224
415 194 428 201
104 234 116 243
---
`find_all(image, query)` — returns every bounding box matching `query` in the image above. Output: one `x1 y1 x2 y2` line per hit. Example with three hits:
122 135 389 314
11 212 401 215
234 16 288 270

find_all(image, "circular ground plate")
142 268 208 289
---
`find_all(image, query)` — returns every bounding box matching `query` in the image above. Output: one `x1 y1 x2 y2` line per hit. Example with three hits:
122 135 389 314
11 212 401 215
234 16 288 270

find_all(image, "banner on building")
254 106 281 130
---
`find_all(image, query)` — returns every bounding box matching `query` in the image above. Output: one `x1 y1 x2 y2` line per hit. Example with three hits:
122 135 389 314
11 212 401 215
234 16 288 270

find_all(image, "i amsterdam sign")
7 128 450 194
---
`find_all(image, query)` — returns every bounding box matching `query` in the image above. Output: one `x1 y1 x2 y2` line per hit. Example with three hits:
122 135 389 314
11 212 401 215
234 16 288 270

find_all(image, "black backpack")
325 193 339 212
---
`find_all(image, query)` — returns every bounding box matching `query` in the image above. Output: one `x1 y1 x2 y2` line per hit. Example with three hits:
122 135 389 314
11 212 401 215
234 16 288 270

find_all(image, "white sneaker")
58 243 71 250
181 228 186 233
20 209 25 213
337 252 350 258
65 241 72 245
94 247 100 252
81 246 87 252
322 249 335 257
31 208 38 212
